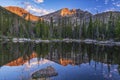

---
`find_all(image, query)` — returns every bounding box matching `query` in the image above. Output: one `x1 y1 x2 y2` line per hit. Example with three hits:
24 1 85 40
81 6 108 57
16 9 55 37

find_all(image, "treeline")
1 42 120 73
0 6 120 40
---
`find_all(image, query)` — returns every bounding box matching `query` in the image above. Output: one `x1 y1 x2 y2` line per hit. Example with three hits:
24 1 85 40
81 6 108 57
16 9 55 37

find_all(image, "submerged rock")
32 66 58 79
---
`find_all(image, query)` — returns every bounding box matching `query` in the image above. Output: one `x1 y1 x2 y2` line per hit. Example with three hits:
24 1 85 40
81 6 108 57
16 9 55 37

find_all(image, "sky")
0 0 120 16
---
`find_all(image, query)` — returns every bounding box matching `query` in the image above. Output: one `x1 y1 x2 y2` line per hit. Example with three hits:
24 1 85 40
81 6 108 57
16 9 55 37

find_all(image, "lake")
0 42 120 80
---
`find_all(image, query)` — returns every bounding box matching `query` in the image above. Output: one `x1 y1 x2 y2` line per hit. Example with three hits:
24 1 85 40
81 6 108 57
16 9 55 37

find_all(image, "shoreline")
1 38 120 46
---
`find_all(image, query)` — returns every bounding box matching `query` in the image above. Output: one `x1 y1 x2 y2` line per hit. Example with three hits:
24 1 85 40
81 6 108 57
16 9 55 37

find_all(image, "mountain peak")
60 8 76 16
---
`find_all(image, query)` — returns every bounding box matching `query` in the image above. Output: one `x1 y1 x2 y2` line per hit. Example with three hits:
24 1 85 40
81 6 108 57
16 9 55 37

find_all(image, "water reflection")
0 42 120 80
6 52 37 66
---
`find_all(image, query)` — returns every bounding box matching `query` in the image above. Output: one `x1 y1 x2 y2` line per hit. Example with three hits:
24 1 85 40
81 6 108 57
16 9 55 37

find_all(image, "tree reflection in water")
0 42 120 80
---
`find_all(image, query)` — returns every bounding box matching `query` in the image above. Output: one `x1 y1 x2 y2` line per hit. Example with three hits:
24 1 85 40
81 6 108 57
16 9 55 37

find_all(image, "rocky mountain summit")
5 6 41 21
41 8 92 22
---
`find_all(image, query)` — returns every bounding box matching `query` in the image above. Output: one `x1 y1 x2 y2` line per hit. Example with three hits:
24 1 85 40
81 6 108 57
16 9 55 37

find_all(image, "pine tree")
87 16 93 39
115 16 120 40
107 12 115 40
81 20 87 39
50 17 53 39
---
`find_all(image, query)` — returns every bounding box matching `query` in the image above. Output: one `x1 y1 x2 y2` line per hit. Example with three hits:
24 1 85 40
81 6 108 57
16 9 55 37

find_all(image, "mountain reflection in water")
0 42 120 80
6 52 37 66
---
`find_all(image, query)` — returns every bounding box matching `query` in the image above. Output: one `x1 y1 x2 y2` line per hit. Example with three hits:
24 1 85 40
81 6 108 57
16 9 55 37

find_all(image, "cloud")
24 3 54 16
105 0 109 4
113 1 120 7
34 0 44 3
104 8 116 12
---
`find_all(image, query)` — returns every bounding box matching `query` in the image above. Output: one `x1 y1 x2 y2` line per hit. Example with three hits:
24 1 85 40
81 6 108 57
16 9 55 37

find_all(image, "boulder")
32 66 58 79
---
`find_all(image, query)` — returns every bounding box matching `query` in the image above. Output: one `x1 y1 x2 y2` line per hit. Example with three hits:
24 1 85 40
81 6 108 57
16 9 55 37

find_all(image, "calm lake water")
0 42 120 80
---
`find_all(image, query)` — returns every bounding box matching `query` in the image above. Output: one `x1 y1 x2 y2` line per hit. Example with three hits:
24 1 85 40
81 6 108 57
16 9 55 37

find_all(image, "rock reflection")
6 52 37 66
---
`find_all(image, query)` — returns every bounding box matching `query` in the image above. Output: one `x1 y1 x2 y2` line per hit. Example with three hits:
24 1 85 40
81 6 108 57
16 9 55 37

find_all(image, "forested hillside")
1 6 120 41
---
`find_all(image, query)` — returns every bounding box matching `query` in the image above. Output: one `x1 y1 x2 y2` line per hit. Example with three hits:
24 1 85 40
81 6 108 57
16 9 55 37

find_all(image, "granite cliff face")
5 6 41 21
41 8 92 22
